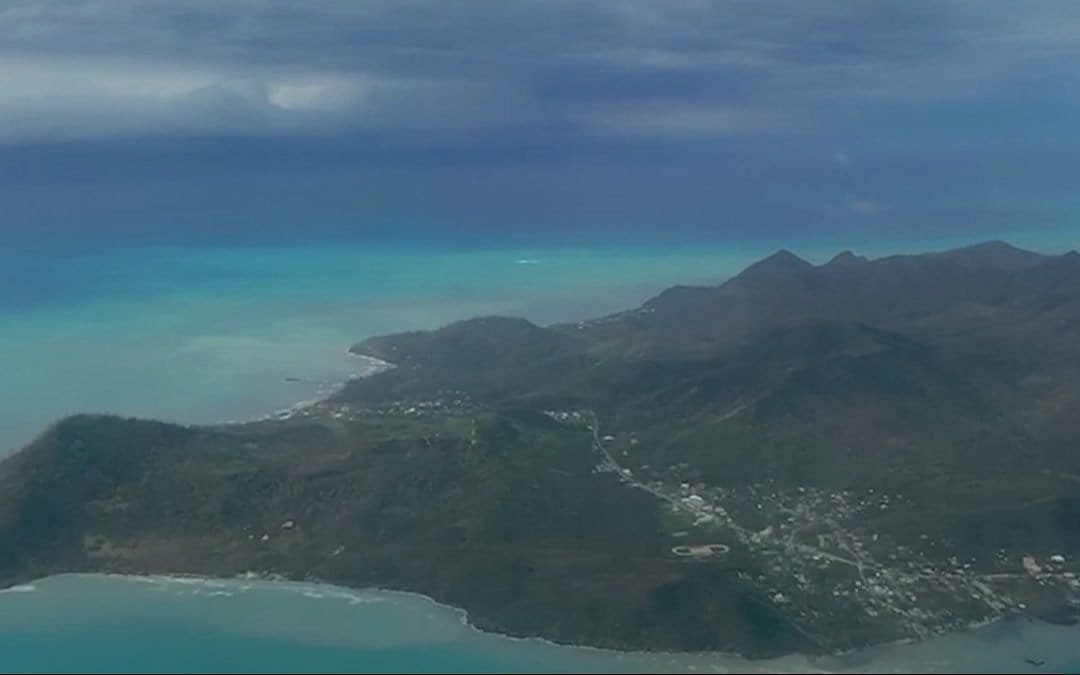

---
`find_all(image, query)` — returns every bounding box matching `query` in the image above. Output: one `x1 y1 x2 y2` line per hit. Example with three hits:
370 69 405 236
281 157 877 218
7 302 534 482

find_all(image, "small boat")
1024 658 1045 667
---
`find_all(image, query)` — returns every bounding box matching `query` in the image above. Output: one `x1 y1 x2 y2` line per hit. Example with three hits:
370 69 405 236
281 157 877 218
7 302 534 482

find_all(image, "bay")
3 238 1079 673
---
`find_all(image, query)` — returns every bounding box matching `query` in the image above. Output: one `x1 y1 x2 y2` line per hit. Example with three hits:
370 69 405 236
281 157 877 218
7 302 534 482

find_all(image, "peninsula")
2 240 1079 658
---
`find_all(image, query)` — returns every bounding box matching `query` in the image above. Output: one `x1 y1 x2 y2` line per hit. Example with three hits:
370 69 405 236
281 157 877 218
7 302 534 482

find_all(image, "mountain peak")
767 248 808 264
826 250 868 267
932 240 1047 271
731 249 813 285
964 240 1028 255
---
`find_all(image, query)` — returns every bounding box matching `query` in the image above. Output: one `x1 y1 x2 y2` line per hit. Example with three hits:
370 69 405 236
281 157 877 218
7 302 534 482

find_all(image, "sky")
2 0 1080 251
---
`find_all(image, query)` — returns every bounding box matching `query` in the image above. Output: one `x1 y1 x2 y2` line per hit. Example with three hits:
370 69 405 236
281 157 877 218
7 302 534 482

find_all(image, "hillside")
2 240 1080 656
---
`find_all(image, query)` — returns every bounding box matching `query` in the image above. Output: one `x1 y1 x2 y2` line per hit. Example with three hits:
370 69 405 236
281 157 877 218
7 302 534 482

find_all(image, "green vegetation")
2 240 1080 656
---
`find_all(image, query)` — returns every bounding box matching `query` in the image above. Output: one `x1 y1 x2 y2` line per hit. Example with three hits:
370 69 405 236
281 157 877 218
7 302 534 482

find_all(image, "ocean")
0 575 1077 674
2 240 1079 673
0 242 764 456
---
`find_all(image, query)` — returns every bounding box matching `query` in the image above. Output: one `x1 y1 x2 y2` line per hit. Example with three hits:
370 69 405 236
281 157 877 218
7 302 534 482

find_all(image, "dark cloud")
1 0 1079 251
0 0 1077 144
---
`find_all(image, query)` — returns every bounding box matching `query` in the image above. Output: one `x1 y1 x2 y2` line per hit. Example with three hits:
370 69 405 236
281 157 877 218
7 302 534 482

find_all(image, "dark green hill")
0 411 809 656
4 240 1080 656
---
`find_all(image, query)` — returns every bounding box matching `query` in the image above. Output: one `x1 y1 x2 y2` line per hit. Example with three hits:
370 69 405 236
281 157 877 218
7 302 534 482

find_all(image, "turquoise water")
0 243 761 455
7 233 1073 455
0 575 1077 674
3 239 1080 673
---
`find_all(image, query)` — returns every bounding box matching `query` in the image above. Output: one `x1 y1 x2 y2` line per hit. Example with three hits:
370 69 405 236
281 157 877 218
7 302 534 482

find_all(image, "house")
1022 555 1042 576
684 494 706 508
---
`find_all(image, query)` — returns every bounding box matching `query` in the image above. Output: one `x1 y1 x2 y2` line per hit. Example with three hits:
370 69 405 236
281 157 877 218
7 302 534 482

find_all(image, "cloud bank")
1 0 1078 145
3 1 1079 252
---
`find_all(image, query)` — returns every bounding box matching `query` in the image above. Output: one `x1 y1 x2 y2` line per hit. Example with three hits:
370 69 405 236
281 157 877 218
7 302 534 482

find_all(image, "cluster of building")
272 392 477 424
584 432 1052 640
542 410 589 426
536 409 1080 641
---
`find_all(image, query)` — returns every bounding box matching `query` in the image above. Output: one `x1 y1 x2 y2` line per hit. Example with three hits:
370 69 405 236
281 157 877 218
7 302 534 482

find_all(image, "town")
251 395 1080 643
552 408 1080 641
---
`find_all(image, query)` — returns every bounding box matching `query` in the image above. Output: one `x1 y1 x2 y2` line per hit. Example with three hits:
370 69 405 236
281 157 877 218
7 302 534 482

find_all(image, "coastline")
0 569 1044 669
10 571 786 665
207 351 395 426
2 335 1075 667
0 344 1041 664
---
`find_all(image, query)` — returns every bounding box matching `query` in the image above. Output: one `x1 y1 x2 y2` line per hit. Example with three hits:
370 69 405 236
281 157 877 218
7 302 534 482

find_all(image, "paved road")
588 410 866 568
588 410 680 507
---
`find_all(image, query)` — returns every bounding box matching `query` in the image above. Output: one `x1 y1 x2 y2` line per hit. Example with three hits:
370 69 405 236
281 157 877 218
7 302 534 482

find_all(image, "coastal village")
544 408 1080 641
255 389 1080 644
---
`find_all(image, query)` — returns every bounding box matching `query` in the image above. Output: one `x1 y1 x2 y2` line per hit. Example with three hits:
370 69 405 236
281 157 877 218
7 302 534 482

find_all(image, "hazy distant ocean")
3 240 1079 673
0 242 761 455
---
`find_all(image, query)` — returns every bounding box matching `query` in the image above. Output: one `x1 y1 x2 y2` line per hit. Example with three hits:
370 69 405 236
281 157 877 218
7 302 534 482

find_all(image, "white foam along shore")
39 572 781 671
13 571 1060 674
211 352 396 426
116 349 1071 670
10 340 1071 669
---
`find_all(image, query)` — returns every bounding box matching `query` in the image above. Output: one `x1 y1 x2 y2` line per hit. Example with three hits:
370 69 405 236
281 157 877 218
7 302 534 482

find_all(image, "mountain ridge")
4 239 1080 658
